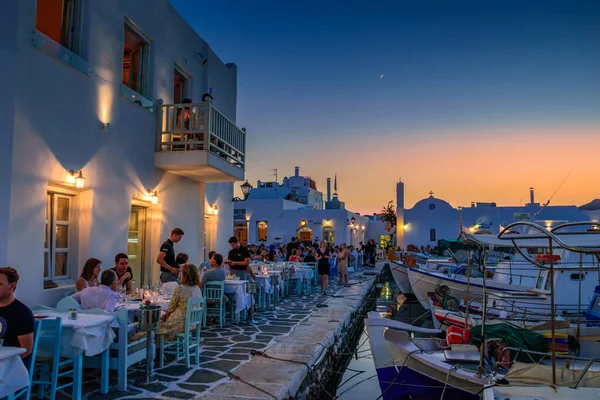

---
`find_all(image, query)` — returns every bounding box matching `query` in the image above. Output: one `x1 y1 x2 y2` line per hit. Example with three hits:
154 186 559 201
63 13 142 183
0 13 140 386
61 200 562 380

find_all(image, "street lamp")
232 180 253 202
350 217 356 225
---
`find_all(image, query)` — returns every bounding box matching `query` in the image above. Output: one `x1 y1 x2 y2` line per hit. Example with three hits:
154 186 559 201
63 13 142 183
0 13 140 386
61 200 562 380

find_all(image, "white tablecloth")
224 280 251 314
33 311 116 357
0 347 28 398
255 275 272 294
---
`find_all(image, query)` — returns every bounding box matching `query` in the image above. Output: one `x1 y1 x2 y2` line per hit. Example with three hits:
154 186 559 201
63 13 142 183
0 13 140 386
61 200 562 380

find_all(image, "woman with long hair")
316 241 331 295
158 263 202 338
75 258 102 292
338 243 349 285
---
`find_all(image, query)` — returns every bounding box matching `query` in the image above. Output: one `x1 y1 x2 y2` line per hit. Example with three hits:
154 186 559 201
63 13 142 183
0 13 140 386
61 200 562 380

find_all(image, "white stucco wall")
2 0 241 306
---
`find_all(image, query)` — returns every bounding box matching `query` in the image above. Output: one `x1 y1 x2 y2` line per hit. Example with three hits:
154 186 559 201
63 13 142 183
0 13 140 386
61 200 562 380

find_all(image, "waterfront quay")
79 263 386 400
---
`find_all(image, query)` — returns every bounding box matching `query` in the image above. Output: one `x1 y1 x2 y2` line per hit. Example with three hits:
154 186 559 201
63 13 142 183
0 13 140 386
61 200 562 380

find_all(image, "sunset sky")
170 0 600 215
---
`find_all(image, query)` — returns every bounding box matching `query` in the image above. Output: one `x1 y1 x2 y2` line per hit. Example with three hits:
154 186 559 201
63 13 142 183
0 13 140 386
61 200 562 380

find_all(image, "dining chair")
202 281 225 328
31 317 82 400
158 297 205 368
55 296 80 312
7 319 42 400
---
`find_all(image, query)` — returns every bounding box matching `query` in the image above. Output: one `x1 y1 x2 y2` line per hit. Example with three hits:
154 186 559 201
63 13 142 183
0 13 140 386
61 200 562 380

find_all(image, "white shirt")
72 285 120 313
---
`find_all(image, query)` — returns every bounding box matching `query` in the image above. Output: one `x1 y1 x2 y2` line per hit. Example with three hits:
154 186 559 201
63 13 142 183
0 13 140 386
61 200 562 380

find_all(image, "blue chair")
32 317 82 400
56 297 80 312
7 320 42 400
203 281 225 328
159 297 205 368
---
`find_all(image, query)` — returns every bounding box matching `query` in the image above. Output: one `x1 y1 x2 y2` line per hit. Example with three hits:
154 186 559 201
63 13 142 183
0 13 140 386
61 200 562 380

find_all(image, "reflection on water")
337 279 430 399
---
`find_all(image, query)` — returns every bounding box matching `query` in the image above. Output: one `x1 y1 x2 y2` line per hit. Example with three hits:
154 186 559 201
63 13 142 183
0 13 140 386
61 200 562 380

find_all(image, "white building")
393 181 600 249
2 0 246 306
233 169 367 246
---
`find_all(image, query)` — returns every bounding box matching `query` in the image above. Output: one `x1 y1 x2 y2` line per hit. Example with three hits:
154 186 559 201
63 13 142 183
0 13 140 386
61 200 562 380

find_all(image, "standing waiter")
157 228 184 283
226 236 251 280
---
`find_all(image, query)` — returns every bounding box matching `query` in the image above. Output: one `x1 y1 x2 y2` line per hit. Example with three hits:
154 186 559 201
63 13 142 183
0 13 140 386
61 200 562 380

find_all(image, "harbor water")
336 275 432 399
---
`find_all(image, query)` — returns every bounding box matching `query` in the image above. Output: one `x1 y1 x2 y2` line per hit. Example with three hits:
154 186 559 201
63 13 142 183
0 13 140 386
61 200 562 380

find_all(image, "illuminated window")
174 67 190 103
45 192 75 284
257 221 268 242
35 0 84 54
323 227 334 244
122 22 150 97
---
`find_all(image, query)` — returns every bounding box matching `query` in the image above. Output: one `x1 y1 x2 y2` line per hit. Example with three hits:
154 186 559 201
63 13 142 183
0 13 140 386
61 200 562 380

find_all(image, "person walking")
316 241 331 295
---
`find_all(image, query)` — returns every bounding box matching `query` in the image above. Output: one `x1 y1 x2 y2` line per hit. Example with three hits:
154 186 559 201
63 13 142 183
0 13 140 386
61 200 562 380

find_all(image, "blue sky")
169 0 600 212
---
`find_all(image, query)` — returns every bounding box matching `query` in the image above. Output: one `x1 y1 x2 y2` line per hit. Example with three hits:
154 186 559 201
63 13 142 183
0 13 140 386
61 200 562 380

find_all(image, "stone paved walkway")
79 275 368 400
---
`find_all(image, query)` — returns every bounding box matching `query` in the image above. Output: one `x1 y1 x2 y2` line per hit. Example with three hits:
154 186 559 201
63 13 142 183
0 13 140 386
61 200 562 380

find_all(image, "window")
122 22 149 96
430 228 436 242
174 67 189 103
323 227 334 244
35 0 83 54
45 192 74 283
570 273 586 281
257 221 268 242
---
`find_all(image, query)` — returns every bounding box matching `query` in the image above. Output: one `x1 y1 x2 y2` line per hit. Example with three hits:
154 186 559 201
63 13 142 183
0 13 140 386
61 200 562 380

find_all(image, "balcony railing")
158 101 246 170
32 29 92 76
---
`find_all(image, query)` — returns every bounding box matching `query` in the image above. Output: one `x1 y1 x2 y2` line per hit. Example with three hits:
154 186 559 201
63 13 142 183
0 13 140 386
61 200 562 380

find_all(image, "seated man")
0 267 34 368
72 270 121 312
199 253 226 288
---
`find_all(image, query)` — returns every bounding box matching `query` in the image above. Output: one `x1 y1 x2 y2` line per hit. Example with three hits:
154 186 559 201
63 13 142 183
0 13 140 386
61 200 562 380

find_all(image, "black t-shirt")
0 298 34 366
304 255 317 263
286 241 298 260
228 245 251 271
159 239 176 272
112 266 133 289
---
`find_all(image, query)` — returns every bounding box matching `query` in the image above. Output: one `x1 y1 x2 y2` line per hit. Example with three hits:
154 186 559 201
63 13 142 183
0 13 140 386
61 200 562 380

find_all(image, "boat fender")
496 346 510 369
447 326 463 345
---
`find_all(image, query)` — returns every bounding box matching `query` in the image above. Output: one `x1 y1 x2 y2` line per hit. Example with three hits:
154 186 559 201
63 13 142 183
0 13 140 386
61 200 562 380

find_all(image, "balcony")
154 101 246 182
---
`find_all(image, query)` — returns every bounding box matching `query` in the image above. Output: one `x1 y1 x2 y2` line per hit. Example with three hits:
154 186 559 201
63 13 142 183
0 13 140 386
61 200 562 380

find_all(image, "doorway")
234 222 248 246
128 206 147 286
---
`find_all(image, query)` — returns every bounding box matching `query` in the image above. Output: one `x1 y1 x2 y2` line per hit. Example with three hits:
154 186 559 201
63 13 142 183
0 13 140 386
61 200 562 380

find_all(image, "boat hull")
407 267 529 310
390 261 411 293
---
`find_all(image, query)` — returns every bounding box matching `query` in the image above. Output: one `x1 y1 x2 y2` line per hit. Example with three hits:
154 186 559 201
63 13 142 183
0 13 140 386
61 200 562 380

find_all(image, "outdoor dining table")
32 310 116 395
224 279 252 315
0 346 29 399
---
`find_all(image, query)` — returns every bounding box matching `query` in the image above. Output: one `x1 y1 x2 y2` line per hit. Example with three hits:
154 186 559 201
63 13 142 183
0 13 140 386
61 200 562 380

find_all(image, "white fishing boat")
390 255 455 294
364 311 490 399
409 230 600 311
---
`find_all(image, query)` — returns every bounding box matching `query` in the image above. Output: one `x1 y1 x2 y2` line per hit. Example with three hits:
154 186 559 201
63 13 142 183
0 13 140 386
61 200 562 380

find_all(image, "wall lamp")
210 205 219 215
232 180 253 202
197 52 208 66
68 170 85 189
101 122 110 130
350 217 356 225
145 189 159 205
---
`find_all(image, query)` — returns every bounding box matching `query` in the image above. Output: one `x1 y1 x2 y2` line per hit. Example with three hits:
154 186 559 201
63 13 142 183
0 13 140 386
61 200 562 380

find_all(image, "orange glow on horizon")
244 124 600 215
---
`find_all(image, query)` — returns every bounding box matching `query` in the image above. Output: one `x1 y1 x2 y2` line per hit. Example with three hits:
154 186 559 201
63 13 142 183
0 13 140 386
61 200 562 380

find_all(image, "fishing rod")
530 165 576 222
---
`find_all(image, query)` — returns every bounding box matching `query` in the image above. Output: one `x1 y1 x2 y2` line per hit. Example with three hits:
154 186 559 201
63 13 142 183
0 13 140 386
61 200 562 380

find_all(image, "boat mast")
577 252 582 343
549 237 556 386
477 248 488 378
464 245 471 324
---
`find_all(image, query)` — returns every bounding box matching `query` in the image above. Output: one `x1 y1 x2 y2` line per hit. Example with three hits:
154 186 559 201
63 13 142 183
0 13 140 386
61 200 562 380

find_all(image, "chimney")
294 166 299 177
529 187 535 205
326 178 331 202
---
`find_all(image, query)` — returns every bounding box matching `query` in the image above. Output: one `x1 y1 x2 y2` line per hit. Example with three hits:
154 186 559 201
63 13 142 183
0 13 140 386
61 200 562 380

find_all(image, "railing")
32 29 91 76
121 85 154 112
158 100 245 169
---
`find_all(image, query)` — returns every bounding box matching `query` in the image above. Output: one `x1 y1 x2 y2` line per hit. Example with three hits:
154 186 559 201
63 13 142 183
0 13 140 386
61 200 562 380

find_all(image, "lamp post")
232 180 253 202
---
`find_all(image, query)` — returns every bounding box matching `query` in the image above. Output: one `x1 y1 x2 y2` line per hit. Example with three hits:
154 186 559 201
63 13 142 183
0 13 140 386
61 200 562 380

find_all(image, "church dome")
411 194 454 212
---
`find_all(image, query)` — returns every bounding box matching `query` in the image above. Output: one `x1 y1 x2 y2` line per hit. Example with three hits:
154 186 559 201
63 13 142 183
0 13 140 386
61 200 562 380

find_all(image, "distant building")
234 168 366 246
393 183 600 248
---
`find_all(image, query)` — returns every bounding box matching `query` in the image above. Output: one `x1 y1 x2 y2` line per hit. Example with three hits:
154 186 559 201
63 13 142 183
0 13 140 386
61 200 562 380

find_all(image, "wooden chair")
159 297 205 368
203 281 225 328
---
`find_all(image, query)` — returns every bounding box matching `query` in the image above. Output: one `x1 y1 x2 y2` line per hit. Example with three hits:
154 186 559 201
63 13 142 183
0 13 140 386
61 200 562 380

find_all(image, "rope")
439 364 459 399
374 349 421 400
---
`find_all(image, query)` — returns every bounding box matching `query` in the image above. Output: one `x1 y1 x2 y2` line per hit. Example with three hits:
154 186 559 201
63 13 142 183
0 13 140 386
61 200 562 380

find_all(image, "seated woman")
158 263 202 339
288 249 299 262
199 253 226 288
75 258 102 292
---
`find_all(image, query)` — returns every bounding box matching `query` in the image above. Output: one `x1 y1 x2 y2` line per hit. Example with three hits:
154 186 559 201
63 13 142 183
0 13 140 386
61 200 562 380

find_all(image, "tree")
379 201 397 233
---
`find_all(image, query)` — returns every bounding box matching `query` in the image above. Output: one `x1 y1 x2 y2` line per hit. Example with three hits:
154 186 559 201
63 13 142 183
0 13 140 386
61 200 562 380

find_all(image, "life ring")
443 296 460 311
